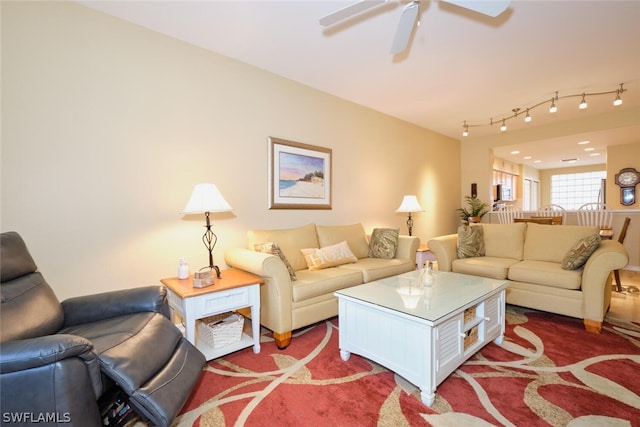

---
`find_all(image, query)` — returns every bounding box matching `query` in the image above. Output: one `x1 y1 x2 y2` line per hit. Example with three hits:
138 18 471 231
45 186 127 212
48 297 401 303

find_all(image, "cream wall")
462 107 640 207
1 2 460 299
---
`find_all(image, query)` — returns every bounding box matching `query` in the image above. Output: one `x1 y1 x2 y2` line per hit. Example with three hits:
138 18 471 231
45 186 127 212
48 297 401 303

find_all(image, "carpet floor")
173 306 640 427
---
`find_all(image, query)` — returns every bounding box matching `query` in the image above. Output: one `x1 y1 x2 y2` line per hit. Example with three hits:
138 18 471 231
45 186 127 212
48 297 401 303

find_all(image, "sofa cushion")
561 234 601 270
523 223 600 263
292 268 363 302
457 225 485 259
248 223 318 271
254 242 297 281
316 223 370 259
452 256 520 280
301 241 358 270
337 257 415 283
480 223 526 260
509 260 583 290
368 228 399 259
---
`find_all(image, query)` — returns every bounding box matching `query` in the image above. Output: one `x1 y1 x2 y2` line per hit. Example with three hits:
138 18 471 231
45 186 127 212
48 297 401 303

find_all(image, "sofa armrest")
225 248 294 334
62 286 169 327
427 234 459 271
581 240 629 322
395 235 420 260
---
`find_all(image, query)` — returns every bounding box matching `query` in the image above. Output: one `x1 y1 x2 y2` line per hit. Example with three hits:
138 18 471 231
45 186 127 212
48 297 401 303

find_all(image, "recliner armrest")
0 334 96 373
62 286 169 327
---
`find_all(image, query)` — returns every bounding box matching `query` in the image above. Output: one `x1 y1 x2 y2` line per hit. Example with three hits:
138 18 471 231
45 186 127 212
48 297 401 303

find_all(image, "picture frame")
268 137 332 209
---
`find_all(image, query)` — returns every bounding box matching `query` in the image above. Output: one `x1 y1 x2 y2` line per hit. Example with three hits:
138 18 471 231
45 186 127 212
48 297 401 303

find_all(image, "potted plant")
457 196 490 225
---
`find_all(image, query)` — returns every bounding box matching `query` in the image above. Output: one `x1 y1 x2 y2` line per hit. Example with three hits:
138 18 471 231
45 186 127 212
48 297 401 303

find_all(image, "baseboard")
623 265 640 272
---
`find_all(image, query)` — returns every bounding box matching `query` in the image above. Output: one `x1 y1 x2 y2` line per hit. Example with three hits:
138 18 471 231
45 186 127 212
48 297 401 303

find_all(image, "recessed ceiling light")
534 160 542 163
590 153 601 157
511 150 520 155
523 156 532 160
584 147 595 151
578 141 590 145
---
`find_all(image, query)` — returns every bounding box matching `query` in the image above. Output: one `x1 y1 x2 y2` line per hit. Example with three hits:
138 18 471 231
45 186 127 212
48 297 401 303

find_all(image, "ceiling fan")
320 0 511 54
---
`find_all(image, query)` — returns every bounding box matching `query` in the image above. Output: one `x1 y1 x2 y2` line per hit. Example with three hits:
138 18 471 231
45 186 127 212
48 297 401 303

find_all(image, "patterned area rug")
174 306 640 426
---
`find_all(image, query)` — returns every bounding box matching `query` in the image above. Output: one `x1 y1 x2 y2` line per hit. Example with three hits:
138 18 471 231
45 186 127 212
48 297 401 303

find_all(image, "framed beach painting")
268 137 332 209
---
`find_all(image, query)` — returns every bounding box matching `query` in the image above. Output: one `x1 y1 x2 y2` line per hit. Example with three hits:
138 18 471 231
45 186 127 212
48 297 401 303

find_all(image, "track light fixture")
579 93 588 109
461 84 626 137
614 86 623 106
549 94 558 113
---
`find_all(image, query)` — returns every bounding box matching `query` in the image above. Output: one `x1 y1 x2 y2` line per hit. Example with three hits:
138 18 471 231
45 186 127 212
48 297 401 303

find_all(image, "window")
523 179 540 211
550 171 606 210
523 179 531 210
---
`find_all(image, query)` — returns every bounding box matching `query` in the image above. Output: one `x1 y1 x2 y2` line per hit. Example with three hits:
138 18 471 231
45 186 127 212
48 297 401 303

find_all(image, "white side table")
161 269 262 360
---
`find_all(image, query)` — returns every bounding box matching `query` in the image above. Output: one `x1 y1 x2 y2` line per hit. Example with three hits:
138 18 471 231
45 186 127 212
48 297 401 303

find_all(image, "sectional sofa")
428 222 628 332
225 223 420 348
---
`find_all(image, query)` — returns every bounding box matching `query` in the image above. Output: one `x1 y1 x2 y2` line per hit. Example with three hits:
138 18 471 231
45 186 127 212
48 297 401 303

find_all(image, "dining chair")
497 205 523 224
613 217 631 292
536 204 567 225
576 203 613 229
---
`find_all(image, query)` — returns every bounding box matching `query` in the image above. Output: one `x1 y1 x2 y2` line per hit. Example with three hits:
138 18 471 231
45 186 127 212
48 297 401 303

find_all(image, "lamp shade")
181 184 232 214
395 195 424 213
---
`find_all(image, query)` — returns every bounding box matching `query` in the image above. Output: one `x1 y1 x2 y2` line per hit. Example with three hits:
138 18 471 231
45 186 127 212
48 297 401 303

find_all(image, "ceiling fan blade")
390 1 420 54
441 0 510 18
320 0 387 26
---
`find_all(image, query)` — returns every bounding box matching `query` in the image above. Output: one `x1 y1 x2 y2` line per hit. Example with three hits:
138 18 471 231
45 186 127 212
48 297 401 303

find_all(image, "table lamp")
182 183 232 279
395 195 424 236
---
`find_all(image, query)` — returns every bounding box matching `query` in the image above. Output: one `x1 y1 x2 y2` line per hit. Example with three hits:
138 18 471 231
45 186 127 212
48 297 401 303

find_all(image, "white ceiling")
79 0 640 169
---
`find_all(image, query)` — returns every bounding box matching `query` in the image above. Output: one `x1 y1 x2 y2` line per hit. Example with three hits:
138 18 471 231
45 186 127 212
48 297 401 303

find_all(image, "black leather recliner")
0 231 206 426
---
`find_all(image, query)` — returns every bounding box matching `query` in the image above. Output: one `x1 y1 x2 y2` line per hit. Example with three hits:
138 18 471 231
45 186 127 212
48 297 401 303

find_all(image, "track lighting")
614 85 623 106
461 83 626 136
579 93 588 109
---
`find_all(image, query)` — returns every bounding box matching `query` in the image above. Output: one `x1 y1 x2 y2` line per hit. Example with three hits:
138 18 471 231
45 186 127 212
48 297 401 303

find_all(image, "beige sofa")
225 223 420 348
428 222 628 333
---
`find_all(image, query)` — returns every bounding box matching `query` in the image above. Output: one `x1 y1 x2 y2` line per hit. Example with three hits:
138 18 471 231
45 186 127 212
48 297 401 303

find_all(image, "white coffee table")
335 269 509 406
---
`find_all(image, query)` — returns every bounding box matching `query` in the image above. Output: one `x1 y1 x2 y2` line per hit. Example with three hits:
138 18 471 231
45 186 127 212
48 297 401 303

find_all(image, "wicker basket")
198 312 244 349
463 325 479 350
463 305 477 324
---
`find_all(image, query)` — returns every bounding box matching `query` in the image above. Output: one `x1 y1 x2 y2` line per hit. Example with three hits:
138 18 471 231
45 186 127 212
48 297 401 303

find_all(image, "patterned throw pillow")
457 225 486 259
561 234 601 270
368 228 400 259
300 241 358 271
254 242 297 281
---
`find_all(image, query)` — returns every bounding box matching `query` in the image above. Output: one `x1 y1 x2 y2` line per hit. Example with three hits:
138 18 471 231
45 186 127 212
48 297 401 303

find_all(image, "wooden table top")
160 269 263 299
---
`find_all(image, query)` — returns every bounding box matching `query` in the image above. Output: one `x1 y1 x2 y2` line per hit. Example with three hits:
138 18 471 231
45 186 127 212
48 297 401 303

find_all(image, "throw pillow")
561 234 601 270
254 242 297 281
300 241 358 271
368 228 400 259
457 225 486 259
